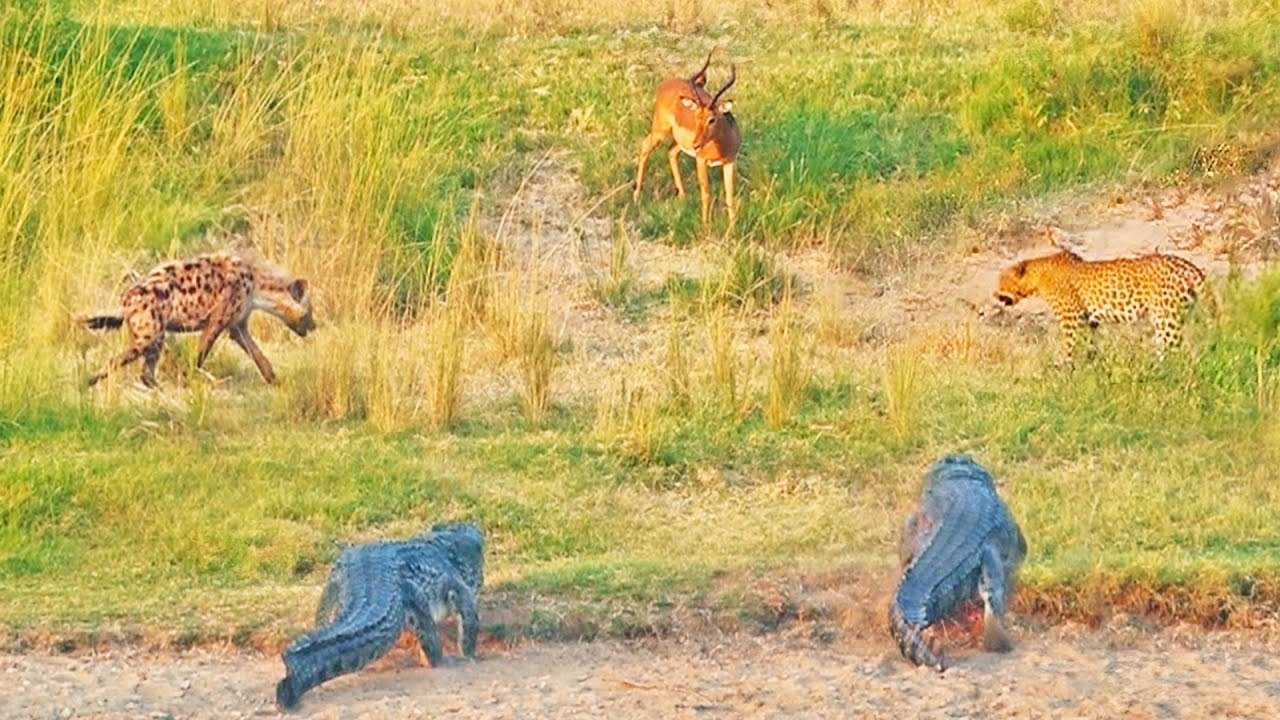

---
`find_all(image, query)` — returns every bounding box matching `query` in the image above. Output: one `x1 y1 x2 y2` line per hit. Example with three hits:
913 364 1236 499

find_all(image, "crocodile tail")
84 314 124 330
276 676 303 711
278 608 403 709
277 551 405 709
889 602 945 671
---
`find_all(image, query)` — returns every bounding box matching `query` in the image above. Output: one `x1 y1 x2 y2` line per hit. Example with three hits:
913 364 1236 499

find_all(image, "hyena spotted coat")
85 253 315 388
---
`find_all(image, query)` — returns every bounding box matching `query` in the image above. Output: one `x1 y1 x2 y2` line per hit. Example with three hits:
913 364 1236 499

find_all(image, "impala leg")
666 144 686 198
722 161 736 227
634 133 664 201
696 157 711 225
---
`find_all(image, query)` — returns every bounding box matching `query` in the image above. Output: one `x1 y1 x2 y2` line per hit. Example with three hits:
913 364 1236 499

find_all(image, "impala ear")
680 97 698 110
717 100 733 113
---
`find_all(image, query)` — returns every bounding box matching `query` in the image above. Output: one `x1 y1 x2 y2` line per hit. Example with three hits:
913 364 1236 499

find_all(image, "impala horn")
711 64 736 108
689 50 713 88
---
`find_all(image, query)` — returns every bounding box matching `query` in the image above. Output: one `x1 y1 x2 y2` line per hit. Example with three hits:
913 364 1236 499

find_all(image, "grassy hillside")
2 0 1280 640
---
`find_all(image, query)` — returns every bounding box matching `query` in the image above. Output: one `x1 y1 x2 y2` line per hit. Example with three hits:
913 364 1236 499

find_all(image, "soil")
7 626 1280 719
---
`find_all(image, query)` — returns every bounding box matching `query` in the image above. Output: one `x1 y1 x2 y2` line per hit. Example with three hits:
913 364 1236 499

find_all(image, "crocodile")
889 454 1027 670
275 522 485 710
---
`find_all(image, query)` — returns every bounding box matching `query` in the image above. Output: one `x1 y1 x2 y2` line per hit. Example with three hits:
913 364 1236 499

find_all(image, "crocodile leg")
450 578 480 659
403 582 446 668
314 576 342 628
979 543 1013 653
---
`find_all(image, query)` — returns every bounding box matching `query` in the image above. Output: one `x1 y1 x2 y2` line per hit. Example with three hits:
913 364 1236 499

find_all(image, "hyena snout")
291 311 316 337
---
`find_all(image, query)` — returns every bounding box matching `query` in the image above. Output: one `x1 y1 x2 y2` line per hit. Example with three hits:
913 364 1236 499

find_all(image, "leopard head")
994 260 1033 307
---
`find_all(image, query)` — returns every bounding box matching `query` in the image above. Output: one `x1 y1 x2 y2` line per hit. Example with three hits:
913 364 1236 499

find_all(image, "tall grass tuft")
517 295 556 425
764 284 808 429
277 324 369 422
882 342 923 442
446 220 503 325
1196 269 1280 416
715 243 787 308
1132 0 1186 60
593 379 664 464
704 303 747 418
815 286 857 350
664 315 692 408
366 323 421 433
425 306 467 430
589 215 637 312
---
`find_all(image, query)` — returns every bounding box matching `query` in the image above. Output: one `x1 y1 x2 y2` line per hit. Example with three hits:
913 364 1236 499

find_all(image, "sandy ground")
6 627 1280 720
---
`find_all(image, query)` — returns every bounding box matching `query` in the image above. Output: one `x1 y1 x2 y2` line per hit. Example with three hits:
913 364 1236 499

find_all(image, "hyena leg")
230 322 276 384
140 338 164 388
195 321 230 369
89 316 160 387
88 345 144 386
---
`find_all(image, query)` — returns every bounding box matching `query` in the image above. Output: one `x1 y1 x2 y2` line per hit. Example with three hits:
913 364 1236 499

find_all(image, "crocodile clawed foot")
929 637 947 672
275 677 301 712
982 613 1014 654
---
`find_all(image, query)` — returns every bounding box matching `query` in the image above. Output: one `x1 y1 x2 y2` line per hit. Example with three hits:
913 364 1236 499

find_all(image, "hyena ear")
290 278 308 302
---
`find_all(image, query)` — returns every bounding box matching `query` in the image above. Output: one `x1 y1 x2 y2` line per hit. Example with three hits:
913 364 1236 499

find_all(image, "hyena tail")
84 314 124 331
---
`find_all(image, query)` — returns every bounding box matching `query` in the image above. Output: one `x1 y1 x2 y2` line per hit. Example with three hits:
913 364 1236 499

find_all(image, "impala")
633 52 741 226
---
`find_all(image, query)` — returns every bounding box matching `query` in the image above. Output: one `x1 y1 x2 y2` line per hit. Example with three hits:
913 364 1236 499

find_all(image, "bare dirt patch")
7 627 1280 719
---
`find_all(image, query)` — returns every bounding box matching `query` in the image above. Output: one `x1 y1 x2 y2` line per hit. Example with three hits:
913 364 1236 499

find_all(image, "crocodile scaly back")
889 455 1024 670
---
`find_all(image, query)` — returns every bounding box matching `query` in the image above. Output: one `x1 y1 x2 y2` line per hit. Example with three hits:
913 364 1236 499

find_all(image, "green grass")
4 273 1280 637
3 0 1280 642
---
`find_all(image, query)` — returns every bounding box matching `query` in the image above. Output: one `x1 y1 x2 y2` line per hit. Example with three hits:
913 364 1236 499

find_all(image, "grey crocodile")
275 522 485 710
889 454 1026 670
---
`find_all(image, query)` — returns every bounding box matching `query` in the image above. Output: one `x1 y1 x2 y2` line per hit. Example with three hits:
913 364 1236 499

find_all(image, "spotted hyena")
85 252 315 388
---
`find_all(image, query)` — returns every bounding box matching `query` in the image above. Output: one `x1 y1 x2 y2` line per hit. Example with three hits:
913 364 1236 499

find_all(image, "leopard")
994 249 1205 360
84 252 315 388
